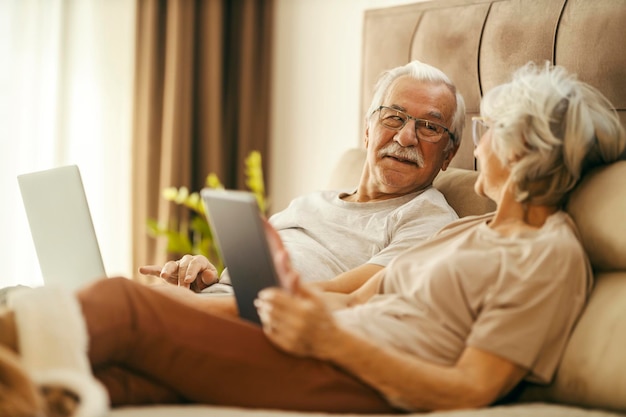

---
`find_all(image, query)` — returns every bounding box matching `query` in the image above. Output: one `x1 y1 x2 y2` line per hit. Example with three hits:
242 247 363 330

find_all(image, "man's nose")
394 120 419 147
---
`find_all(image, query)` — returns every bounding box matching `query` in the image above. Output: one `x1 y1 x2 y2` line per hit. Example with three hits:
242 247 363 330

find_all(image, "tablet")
200 189 280 324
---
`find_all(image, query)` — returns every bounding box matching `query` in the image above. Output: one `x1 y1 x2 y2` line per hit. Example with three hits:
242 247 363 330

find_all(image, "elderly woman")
0 62 625 417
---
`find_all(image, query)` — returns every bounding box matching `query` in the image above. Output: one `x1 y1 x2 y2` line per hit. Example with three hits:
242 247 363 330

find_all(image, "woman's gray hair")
366 60 465 150
481 61 626 206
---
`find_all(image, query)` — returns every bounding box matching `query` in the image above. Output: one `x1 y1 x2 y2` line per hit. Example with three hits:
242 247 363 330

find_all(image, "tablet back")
200 189 279 324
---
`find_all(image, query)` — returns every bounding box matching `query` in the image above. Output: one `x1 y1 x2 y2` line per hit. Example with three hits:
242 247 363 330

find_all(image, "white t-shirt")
270 187 458 282
335 211 591 384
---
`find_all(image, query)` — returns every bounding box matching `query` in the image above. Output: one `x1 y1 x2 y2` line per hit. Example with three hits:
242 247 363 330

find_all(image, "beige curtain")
131 0 274 280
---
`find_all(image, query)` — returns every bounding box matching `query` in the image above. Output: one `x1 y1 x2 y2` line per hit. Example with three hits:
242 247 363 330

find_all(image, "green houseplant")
147 151 267 274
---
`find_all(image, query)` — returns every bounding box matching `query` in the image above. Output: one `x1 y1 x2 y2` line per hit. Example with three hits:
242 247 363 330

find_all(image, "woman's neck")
489 186 558 235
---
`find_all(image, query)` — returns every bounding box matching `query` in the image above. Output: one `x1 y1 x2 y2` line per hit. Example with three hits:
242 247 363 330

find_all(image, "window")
0 0 136 287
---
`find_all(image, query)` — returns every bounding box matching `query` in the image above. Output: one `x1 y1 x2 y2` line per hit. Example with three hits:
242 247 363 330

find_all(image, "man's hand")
138 254 219 292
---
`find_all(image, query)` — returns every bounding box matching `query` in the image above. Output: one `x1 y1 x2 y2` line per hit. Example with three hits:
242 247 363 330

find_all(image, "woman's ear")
364 122 370 148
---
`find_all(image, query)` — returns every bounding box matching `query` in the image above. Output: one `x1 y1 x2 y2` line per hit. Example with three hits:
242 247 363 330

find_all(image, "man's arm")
139 255 379 319
149 284 239 317
312 264 383 293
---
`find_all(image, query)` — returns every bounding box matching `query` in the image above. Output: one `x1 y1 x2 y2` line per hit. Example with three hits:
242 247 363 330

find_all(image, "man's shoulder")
415 185 446 201
402 186 458 216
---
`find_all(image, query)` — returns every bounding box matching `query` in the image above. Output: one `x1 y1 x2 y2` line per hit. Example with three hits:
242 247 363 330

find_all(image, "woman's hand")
255 219 342 359
138 254 219 292
255 283 342 359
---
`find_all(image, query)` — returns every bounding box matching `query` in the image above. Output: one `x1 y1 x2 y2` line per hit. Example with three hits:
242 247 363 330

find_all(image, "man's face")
363 76 457 198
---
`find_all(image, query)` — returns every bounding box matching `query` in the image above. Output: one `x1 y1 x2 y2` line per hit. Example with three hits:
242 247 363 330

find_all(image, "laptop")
17 165 107 290
200 189 281 324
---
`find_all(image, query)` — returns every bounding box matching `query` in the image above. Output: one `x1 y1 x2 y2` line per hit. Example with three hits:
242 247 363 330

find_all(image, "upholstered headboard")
360 0 626 170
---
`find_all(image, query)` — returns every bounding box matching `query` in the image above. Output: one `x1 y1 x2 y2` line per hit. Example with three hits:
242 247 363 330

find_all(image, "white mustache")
377 142 424 167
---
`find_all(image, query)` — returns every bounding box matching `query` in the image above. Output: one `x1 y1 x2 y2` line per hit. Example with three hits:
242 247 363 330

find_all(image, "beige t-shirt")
335 211 592 383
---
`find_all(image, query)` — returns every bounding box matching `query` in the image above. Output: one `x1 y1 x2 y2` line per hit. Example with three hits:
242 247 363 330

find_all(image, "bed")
108 0 626 415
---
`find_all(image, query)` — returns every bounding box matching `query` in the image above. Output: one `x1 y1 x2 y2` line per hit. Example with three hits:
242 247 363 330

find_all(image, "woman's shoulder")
539 211 585 246
434 212 494 235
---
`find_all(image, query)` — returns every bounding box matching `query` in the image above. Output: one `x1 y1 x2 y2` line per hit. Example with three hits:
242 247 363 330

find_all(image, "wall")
269 0 427 213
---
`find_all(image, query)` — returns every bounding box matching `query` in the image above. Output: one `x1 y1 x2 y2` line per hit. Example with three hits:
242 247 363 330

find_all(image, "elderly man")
141 59 465 302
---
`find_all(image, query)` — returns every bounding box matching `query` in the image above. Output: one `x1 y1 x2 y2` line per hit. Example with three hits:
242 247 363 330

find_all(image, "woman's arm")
257 282 526 411
320 326 527 411
257 220 526 411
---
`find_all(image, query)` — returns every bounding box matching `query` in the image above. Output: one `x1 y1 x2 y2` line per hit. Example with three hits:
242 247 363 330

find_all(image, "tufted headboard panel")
361 0 626 170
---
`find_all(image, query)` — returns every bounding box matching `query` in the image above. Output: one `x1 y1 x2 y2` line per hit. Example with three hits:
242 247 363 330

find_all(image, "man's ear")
364 124 370 148
441 143 459 171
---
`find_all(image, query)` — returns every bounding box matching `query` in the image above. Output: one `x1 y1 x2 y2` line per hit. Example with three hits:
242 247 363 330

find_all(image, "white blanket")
8 286 109 417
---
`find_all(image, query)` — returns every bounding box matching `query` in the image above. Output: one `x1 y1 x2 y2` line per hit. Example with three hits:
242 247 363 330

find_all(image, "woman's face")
473 124 511 202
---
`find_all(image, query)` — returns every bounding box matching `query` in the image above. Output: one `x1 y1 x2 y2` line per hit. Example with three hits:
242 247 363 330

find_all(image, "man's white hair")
366 60 465 149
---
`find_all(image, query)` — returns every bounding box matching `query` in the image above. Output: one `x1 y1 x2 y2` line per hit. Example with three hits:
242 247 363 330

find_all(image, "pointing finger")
138 265 162 277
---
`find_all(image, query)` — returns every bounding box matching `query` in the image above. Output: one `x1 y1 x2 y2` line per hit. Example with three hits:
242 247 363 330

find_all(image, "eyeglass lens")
472 118 489 146
379 107 446 143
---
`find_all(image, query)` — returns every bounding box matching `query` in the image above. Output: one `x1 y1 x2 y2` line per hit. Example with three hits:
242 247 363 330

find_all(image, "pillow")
566 161 626 271
433 168 496 217
328 149 496 218
519 271 626 412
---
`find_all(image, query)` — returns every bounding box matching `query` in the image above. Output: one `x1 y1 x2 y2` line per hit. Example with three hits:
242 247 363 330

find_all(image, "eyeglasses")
374 106 454 143
472 116 490 146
